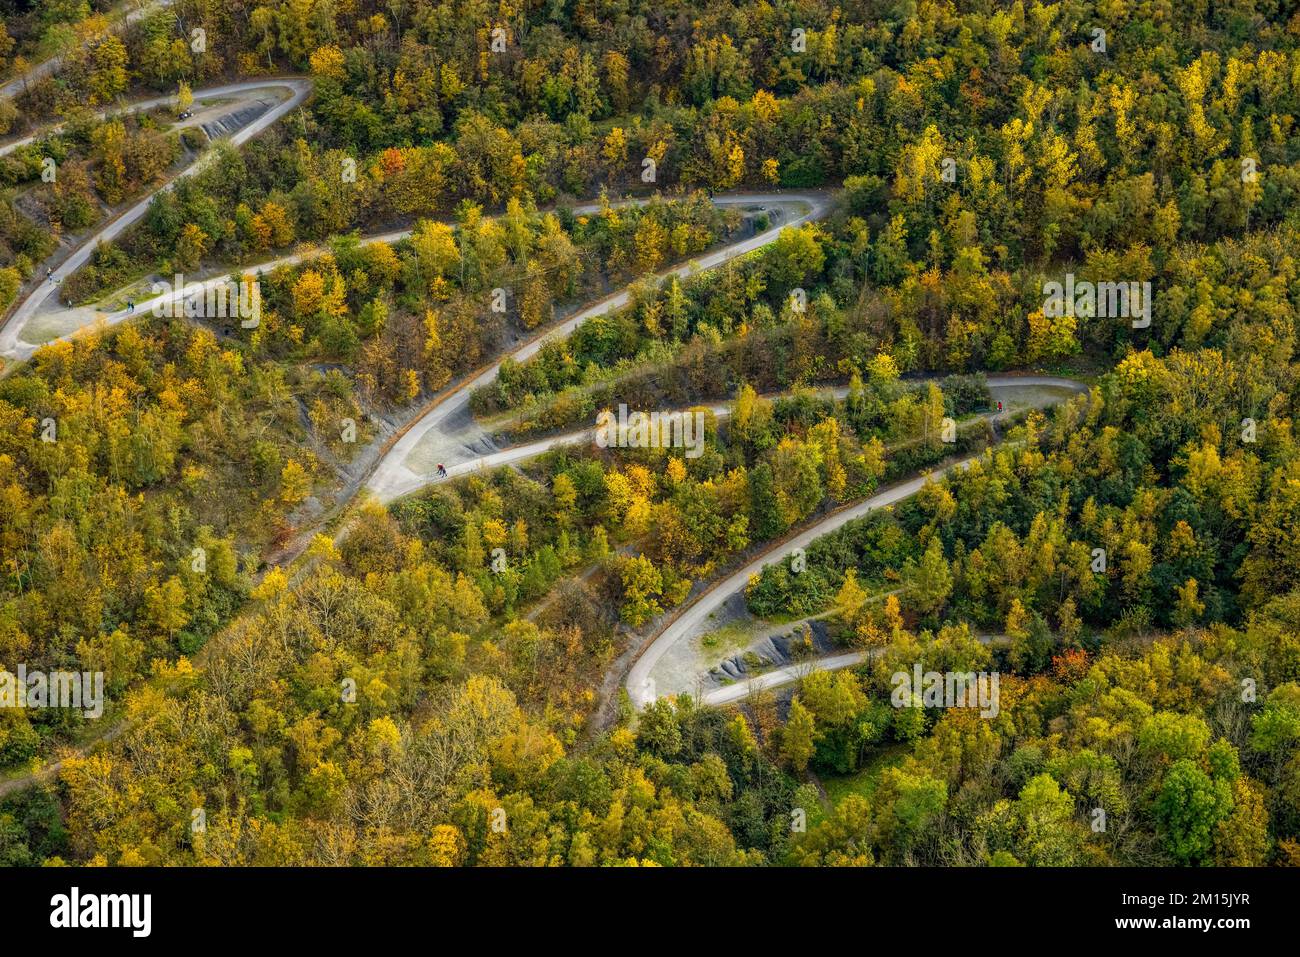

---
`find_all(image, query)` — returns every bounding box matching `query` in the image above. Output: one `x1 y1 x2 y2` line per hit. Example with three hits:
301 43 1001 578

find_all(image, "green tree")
904 538 953 617
782 697 816 772
1155 760 1234 865
619 554 664 627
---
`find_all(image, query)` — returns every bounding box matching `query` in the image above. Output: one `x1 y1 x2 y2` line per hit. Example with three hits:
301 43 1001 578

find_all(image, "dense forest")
0 0 1297 869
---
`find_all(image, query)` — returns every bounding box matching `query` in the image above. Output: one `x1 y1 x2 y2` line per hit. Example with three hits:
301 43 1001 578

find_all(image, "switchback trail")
622 376 1088 710
0 78 312 361
0 186 832 798
362 191 834 503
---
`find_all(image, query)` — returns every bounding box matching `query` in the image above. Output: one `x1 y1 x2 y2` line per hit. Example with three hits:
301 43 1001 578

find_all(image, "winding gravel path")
363 191 834 502
0 78 311 361
0 186 835 798
625 376 1089 708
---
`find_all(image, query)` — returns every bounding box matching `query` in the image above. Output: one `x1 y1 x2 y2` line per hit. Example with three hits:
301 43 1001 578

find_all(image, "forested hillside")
0 0 1298 870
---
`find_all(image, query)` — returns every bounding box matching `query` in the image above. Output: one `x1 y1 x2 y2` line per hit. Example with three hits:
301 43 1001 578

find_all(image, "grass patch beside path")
821 744 910 807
